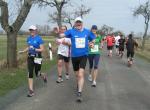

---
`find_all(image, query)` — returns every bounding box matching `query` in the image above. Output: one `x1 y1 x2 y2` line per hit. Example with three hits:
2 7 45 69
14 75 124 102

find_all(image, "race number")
75 38 85 48
91 45 99 52
34 58 42 64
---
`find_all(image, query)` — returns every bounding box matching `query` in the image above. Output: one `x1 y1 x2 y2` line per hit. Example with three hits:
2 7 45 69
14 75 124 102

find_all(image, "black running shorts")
71 55 87 71
58 54 70 63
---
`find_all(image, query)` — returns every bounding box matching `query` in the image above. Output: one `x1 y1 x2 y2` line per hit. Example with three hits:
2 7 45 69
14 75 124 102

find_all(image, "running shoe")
65 74 70 80
88 74 92 82
56 77 63 83
76 92 82 102
91 81 96 87
120 53 123 58
27 90 34 97
41 73 48 83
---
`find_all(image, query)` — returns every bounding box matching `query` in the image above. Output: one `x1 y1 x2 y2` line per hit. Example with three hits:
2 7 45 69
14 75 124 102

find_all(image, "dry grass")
136 39 150 62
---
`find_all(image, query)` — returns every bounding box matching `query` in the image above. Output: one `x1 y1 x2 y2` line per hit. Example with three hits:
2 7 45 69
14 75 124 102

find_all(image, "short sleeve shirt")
65 28 95 57
89 35 102 54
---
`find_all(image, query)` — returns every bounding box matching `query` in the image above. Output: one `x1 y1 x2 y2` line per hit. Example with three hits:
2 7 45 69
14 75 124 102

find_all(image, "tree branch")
12 0 33 32
0 0 9 32
38 0 56 7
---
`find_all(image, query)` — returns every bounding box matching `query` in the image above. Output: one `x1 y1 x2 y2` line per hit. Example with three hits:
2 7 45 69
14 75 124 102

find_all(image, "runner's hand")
89 42 94 48
62 39 67 45
18 50 24 54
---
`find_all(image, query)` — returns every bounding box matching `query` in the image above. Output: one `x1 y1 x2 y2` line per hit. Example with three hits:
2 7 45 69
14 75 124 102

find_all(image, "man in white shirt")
115 33 121 55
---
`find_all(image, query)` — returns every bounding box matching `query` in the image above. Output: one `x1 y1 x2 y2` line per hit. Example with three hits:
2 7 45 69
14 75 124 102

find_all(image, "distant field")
0 35 56 61
136 39 150 62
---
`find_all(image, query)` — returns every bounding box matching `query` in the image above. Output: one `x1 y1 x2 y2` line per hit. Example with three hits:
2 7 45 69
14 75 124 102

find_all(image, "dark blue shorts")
88 54 100 69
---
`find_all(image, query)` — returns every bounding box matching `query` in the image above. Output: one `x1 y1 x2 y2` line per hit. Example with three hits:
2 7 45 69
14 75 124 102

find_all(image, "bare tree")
48 4 91 28
62 11 74 27
0 0 33 68
133 1 150 50
38 0 70 27
99 24 114 35
74 4 91 18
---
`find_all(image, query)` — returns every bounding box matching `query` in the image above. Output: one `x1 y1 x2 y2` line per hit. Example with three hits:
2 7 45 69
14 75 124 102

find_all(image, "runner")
61 17 95 102
118 34 125 58
106 33 115 57
19 25 47 97
55 26 71 83
126 34 138 67
115 33 121 55
88 25 103 87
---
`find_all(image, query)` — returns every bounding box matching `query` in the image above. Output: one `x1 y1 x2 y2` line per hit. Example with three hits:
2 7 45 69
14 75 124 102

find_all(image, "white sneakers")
65 74 70 80
91 81 96 87
56 77 63 83
88 75 92 82
56 74 70 83
88 74 97 87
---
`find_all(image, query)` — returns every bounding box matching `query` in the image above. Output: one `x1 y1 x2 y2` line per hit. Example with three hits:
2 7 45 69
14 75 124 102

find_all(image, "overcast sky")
1 0 150 34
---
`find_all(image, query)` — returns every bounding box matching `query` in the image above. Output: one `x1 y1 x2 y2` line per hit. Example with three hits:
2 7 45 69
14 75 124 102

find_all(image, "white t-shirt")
57 38 71 57
115 35 120 46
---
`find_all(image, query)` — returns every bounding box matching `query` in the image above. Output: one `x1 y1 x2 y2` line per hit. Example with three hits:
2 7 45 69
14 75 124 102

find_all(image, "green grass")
136 39 150 62
0 35 57 96
0 57 56 96
136 50 150 62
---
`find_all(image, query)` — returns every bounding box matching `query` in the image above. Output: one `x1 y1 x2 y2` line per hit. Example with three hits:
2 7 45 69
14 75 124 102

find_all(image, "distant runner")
126 34 138 67
115 33 121 55
118 34 125 58
106 33 115 57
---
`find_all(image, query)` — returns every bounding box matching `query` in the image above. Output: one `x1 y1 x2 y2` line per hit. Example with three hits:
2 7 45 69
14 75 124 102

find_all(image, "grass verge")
0 57 56 96
136 50 150 62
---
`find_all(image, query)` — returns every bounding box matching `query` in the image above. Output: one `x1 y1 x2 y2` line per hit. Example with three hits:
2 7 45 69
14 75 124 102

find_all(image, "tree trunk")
57 7 62 27
7 31 17 68
142 23 149 51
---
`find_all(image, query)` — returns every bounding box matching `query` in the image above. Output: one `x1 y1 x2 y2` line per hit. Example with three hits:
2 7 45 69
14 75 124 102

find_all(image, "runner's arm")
88 32 96 48
18 47 28 54
35 44 44 52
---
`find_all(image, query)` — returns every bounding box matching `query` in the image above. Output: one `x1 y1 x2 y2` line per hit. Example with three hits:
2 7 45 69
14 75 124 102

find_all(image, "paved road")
1 50 150 110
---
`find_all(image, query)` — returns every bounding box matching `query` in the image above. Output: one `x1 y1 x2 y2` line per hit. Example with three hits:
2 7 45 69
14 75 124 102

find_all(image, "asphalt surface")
1 50 150 110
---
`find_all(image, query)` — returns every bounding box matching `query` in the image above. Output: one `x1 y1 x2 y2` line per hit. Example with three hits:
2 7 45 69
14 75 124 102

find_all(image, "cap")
91 25 98 30
74 17 83 23
29 25 37 30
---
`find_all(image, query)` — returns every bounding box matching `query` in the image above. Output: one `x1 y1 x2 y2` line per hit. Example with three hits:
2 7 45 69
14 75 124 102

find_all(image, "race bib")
91 45 99 52
75 38 85 48
34 58 42 64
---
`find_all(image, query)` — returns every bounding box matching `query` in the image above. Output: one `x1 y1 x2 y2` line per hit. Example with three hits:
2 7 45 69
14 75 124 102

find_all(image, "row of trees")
0 0 90 68
0 0 150 68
